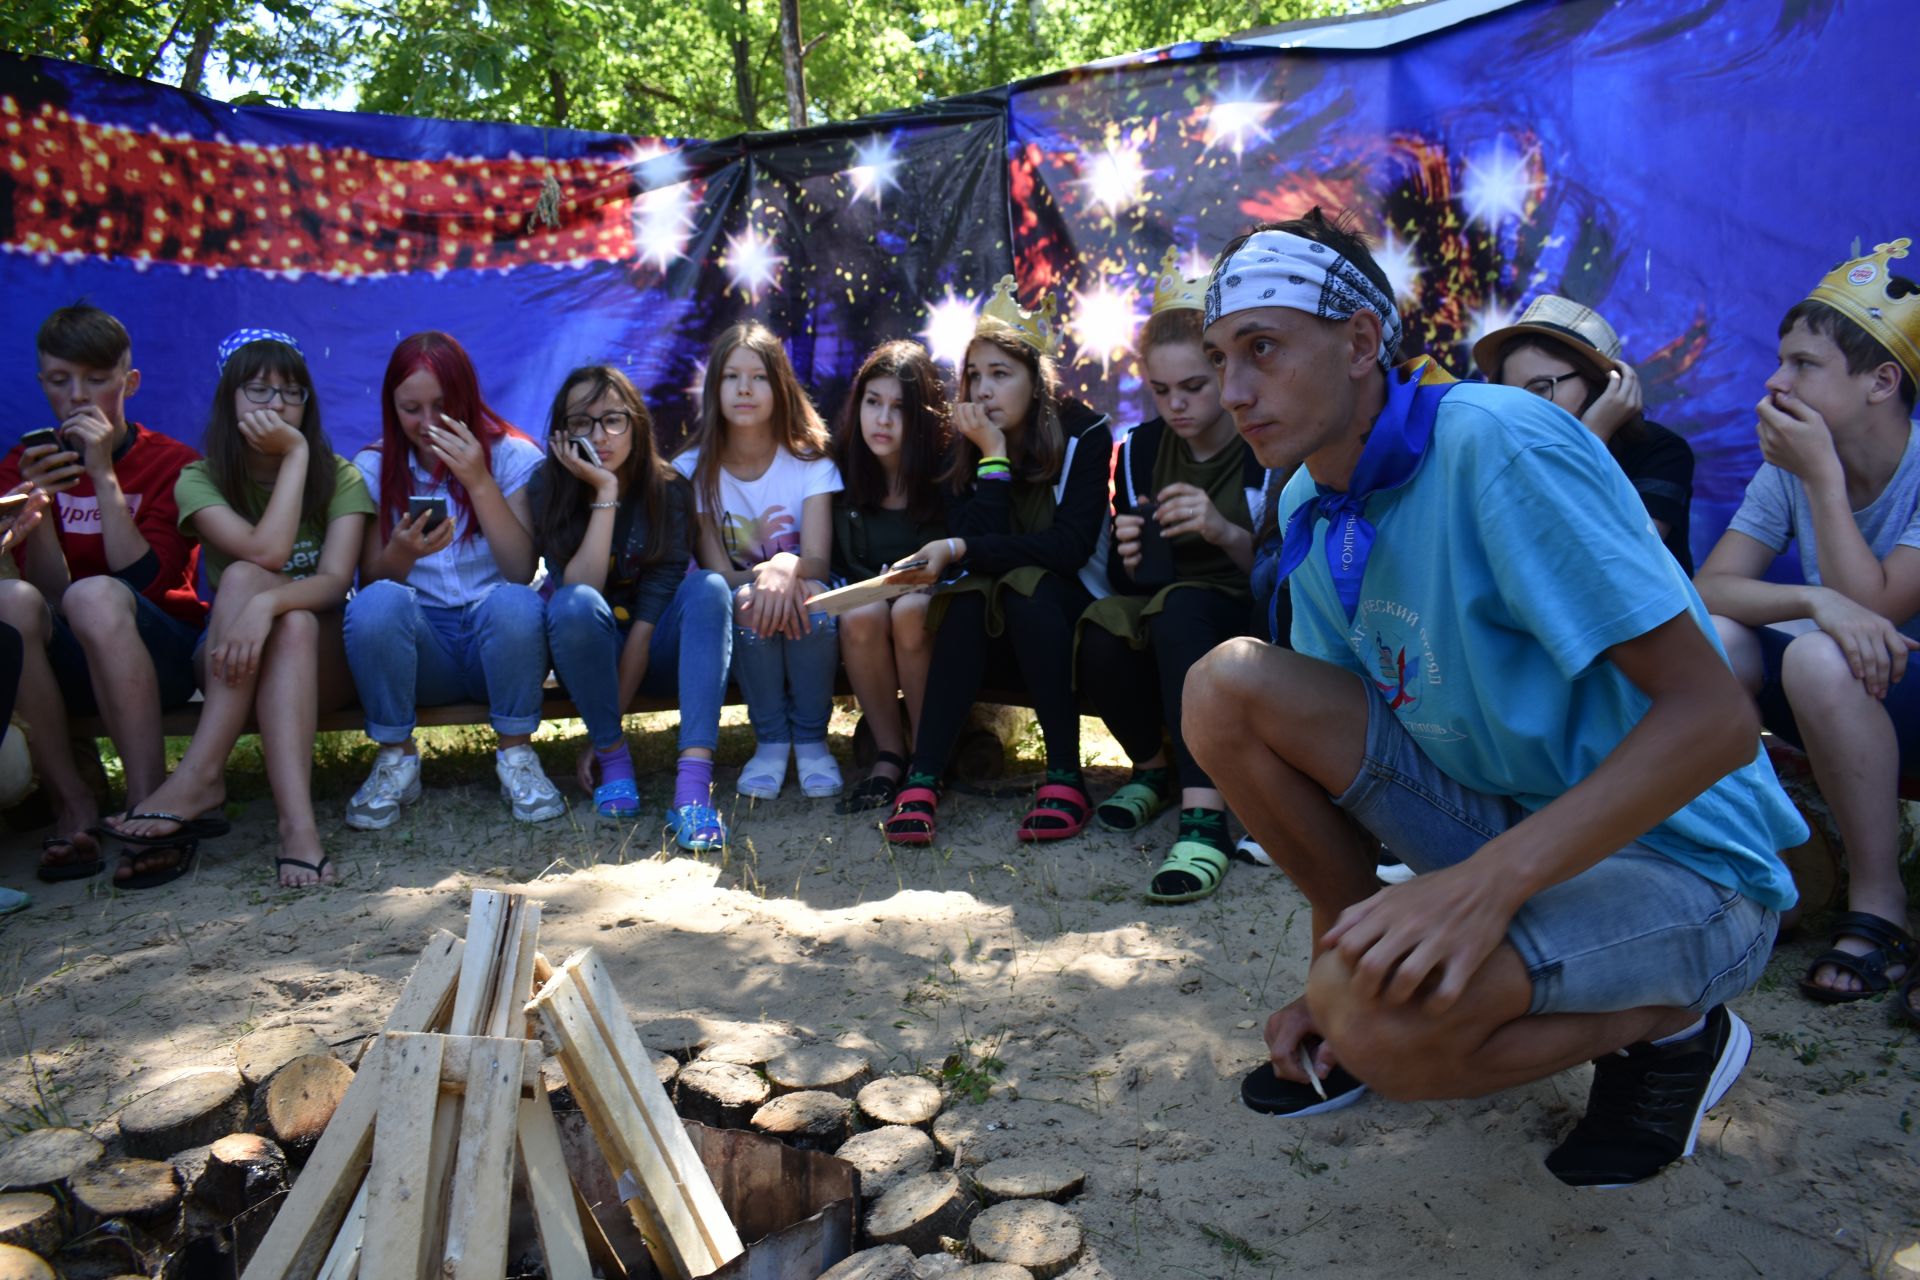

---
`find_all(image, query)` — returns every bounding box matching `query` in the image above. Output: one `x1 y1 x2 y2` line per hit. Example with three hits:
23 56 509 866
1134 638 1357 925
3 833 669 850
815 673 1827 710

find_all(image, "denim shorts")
48 581 202 712
1331 681 1778 1016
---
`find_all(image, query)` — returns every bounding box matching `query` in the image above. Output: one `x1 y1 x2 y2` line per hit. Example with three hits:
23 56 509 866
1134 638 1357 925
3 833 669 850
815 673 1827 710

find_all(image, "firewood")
635 1017 706 1063
856 1076 944 1128
865 1172 975 1255
201 1134 288 1219
970 1158 1085 1205
967 1201 1082 1279
69 1158 181 1224
0 1194 61 1256
359 1031 443 1280
514 1092 594 1280
697 1026 795 1067
442 1038 526 1280
675 1060 770 1130
652 1052 680 1090
750 1090 852 1151
235 1026 331 1086
765 1046 871 1099
117 1069 247 1160
817 1244 916 1280
263 1055 356 1150
833 1126 935 1202
0 1128 101 1192
0 1245 53 1280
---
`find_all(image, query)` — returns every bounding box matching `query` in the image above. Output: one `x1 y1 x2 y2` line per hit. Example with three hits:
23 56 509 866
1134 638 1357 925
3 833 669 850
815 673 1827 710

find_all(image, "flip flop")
275 854 335 887
113 839 198 891
97 810 232 847
36 835 104 882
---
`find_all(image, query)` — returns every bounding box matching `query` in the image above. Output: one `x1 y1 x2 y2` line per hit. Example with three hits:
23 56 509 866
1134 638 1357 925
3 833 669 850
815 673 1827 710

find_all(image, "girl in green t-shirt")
103 331 372 889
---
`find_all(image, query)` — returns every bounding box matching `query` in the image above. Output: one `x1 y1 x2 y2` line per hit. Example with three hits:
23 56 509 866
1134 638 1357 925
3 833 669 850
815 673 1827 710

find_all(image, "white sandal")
794 742 843 799
737 743 791 799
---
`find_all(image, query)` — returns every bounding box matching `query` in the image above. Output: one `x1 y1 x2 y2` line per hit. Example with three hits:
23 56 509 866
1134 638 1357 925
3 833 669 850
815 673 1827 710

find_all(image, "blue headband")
218 328 302 373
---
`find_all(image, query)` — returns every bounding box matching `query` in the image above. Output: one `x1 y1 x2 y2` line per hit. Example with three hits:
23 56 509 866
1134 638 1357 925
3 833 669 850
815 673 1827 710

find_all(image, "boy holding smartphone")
0 304 205 882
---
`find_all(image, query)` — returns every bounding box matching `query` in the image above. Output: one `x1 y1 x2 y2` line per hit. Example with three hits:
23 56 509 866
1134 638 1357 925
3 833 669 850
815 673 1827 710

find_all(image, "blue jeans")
1333 677 1778 1017
545 572 732 753
344 579 548 743
730 602 838 745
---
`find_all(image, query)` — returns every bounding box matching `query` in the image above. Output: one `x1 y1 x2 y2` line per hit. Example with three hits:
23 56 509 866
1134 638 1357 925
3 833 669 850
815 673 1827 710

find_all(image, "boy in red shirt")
0 305 206 886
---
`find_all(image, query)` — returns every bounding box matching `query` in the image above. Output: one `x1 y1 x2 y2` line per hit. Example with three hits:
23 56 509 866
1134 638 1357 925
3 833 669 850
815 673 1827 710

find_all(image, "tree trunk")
179 23 215 95
777 0 806 128
547 62 569 126
731 0 758 130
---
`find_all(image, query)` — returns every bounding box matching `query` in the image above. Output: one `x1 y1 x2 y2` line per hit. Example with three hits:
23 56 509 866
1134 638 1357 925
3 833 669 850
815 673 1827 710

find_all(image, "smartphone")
0 492 29 526
1130 500 1177 590
408 494 449 534
19 428 62 452
571 437 601 467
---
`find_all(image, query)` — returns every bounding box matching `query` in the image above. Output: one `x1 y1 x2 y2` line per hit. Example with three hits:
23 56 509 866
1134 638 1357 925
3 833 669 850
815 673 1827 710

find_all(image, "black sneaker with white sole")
1545 1004 1751 1188
1240 1061 1369 1116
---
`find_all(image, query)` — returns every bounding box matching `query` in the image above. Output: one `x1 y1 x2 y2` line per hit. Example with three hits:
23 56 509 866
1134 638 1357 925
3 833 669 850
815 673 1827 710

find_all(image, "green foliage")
933 1037 1005 1104
5 0 1396 136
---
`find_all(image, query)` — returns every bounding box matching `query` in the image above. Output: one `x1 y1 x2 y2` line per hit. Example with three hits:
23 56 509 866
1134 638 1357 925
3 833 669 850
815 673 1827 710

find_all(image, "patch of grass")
1196 1222 1268 1263
1283 1138 1328 1178
1762 1029 1833 1066
932 1037 1005 1104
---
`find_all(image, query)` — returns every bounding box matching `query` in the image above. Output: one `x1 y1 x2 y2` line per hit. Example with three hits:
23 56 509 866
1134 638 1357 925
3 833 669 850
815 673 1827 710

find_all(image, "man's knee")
1305 949 1459 1103
0 580 50 636
60 576 138 640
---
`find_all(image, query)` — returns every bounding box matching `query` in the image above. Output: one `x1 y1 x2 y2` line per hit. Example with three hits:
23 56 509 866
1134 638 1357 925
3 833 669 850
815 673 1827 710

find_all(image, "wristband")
976 455 1010 467
946 537 960 562
589 501 618 510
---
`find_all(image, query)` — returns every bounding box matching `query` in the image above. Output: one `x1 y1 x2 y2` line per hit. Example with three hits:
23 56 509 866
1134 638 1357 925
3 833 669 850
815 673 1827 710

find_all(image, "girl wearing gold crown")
827 340 952 814
884 277 1116 845
676 323 845 803
1076 250 1262 902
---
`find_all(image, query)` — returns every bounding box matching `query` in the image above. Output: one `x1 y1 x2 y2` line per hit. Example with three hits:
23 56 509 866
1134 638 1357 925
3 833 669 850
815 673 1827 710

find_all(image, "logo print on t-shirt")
58 492 143 528
1371 632 1422 710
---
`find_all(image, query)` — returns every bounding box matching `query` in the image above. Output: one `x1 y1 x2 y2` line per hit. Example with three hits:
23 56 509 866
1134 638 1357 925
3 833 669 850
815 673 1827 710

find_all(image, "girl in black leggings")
1078 276 1258 901
884 278 1112 845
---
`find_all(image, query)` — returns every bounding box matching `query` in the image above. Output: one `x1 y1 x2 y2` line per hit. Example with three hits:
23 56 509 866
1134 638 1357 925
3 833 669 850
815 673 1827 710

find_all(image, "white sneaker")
1230 833 1273 867
345 746 422 831
496 744 565 822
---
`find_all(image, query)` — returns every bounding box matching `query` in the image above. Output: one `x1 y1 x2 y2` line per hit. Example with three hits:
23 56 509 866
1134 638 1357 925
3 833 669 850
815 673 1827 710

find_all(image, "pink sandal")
884 786 940 846
1017 780 1091 842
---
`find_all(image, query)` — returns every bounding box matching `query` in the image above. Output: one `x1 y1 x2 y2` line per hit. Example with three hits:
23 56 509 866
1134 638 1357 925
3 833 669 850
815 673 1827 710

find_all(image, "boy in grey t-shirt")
1697 237 1920 1020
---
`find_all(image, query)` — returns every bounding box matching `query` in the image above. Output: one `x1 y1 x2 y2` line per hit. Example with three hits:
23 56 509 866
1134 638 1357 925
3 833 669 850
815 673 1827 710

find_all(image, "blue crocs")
593 777 642 821
665 803 728 852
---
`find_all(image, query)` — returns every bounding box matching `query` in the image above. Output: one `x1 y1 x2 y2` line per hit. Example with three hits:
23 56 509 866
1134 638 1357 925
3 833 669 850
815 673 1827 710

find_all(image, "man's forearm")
90 474 155 573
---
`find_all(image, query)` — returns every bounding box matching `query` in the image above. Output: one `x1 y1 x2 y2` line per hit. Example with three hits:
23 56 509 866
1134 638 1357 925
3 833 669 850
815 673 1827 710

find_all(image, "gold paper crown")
977 275 1059 358
1807 237 1920 387
1149 246 1208 316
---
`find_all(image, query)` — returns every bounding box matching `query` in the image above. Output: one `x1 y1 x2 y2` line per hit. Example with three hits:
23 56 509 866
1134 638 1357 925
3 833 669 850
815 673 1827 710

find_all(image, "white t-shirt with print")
672 446 842 569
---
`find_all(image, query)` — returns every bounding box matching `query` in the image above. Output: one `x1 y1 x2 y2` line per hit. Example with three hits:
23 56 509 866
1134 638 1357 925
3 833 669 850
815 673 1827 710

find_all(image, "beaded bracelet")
589 501 619 510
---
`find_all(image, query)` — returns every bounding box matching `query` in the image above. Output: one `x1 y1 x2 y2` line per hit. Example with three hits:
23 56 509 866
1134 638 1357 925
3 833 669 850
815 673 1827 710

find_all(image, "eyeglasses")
1521 371 1582 400
240 382 312 406
558 411 633 438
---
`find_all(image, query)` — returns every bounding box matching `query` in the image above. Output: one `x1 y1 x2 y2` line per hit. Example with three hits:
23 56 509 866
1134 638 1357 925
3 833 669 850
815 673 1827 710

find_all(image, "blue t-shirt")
1282 381 1803 910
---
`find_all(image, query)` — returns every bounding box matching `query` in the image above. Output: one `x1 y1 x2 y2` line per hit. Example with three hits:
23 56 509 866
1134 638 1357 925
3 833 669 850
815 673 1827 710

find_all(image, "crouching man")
1185 209 1805 1188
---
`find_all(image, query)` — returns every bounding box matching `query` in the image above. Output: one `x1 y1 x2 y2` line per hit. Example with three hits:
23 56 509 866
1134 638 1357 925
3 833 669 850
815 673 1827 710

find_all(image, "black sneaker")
1240 1061 1368 1116
1545 1005 1751 1188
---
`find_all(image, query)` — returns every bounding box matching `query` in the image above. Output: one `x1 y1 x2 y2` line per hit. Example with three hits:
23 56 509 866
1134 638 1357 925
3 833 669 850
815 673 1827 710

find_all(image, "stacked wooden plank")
237 890 739 1280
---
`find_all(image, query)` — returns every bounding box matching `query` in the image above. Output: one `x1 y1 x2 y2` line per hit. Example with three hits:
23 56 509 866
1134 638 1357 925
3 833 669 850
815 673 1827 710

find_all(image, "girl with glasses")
532 366 733 846
341 331 559 831
827 340 951 813
105 331 373 887
676 324 844 802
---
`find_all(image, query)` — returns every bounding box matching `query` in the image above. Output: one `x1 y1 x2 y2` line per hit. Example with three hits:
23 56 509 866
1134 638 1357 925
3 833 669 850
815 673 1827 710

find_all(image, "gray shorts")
1331 681 1778 1016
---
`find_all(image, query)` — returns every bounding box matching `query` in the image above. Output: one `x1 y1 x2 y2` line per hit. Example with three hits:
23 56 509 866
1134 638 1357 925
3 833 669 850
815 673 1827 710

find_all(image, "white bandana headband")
1204 229 1403 370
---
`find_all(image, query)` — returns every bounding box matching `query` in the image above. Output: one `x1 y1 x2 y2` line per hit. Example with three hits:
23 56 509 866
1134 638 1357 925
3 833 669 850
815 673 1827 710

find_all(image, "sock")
1648 1016 1707 1047
1133 765 1173 798
1176 807 1231 852
673 756 714 809
903 770 941 794
595 742 635 787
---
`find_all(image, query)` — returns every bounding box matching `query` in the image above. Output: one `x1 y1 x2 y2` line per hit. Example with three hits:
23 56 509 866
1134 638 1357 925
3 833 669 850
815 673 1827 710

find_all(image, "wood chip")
968 1201 1083 1279
834 1126 936 1202
0 1128 102 1192
234 1026 331 1086
856 1075 944 1128
118 1069 247 1160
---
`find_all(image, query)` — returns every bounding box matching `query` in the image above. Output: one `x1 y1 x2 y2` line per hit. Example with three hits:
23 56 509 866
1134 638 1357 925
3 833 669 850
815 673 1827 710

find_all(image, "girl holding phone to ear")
532 366 734 848
342 330 560 830
104 330 373 888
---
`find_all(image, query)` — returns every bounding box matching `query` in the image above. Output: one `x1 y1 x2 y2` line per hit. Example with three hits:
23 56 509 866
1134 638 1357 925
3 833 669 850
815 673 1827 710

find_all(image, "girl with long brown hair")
533 365 734 848
675 322 845 800
827 340 952 812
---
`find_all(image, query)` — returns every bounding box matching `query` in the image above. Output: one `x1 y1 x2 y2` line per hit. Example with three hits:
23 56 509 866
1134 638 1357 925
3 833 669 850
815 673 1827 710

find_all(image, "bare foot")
276 823 336 888
112 843 192 885
107 771 227 841
1806 916 1912 996
38 829 101 875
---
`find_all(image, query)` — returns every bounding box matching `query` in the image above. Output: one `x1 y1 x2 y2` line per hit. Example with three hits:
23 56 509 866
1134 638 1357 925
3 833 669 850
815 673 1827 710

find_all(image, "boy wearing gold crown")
1696 239 1920 1024
1184 207 1803 1188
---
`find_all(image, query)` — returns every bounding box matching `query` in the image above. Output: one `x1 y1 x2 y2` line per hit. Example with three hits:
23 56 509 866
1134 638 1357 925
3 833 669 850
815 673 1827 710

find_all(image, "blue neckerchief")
1270 365 1453 629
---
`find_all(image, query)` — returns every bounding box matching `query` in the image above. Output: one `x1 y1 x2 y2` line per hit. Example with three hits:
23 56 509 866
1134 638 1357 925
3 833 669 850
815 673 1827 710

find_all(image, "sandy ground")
0 710 1916 1279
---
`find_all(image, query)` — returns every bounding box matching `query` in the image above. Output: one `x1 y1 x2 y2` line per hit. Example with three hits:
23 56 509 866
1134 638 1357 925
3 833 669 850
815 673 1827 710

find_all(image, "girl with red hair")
341 331 561 828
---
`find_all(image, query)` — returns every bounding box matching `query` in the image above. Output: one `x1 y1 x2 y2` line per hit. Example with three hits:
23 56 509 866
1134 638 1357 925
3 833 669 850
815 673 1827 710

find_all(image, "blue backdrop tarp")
2 0 1912 565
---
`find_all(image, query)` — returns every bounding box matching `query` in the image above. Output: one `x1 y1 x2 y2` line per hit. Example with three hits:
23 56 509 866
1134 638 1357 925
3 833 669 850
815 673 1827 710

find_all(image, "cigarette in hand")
1298 1045 1327 1101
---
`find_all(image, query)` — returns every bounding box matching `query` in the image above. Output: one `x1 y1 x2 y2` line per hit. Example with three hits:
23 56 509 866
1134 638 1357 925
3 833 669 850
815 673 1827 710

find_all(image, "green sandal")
1096 768 1173 832
1145 837 1230 904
